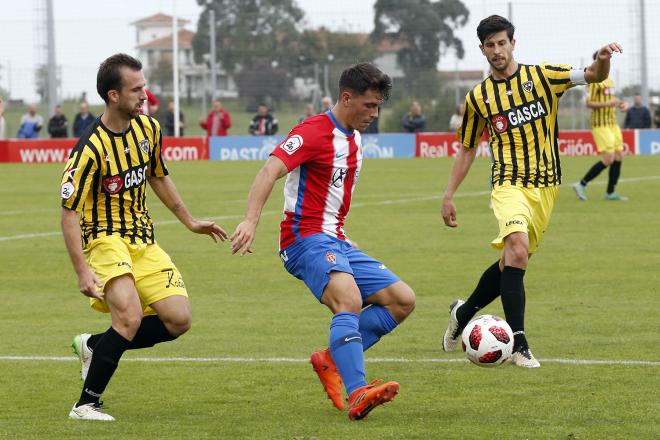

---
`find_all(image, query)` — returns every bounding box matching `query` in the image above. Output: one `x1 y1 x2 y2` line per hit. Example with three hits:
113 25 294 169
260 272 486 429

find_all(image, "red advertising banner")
557 129 635 156
416 129 636 158
161 137 208 161
416 132 490 157
0 137 208 163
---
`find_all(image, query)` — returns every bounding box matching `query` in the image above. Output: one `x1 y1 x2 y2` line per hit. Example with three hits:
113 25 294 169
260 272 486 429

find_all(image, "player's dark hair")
97 53 142 104
339 63 392 101
477 15 515 44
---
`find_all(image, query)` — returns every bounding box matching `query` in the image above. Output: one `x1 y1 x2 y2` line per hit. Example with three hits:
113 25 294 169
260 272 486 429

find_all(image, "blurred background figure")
200 100 231 137
401 101 426 133
17 104 43 139
73 102 96 137
624 95 651 129
249 103 278 135
165 100 186 136
320 96 333 113
449 103 465 131
142 88 159 115
299 103 314 123
48 105 69 138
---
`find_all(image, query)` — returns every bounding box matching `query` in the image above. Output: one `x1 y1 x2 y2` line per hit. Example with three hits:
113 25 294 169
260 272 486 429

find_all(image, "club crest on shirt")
138 139 150 155
325 251 337 264
523 80 534 93
103 175 124 194
280 135 303 155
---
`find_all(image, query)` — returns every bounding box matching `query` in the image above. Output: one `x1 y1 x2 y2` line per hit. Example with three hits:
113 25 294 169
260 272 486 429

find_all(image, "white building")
132 13 237 99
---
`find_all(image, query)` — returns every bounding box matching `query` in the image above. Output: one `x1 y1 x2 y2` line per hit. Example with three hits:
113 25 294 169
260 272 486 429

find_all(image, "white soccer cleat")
442 299 465 352
571 182 587 201
511 347 541 368
68 402 115 421
72 333 93 380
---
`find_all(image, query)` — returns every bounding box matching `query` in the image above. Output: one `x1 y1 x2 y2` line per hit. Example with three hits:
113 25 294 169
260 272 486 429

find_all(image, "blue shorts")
280 233 400 302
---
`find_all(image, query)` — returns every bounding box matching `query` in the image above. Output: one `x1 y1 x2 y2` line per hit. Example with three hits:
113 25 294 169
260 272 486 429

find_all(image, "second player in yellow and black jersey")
459 63 579 188
588 77 618 127
60 113 167 246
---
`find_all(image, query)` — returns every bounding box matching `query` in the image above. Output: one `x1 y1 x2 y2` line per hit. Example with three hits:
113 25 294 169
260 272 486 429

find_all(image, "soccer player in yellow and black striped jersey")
62 54 227 421
571 51 628 201
439 15 622 368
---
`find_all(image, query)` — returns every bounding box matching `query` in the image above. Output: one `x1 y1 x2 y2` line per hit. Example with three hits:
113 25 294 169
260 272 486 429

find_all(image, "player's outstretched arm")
441 146 477 228
231 156 289 256
147 175 228 243
61 207 104 300
584 43 623 84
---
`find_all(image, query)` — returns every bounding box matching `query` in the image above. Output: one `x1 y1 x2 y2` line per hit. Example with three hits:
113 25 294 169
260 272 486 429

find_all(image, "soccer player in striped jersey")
231 63 415 420
61 54 227 421
571 51 628 201
440 15 622 368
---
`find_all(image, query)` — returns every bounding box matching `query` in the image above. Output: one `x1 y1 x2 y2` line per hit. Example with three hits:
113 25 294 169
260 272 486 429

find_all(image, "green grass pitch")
0 155 658 439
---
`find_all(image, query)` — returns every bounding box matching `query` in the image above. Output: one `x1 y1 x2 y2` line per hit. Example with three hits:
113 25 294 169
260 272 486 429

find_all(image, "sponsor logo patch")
493 97 548 133
103 175 123 194
325 251 337 264
506 219 525 227
101 165 148 195
492 115 508 133
280 135 303 155
61 182 75 199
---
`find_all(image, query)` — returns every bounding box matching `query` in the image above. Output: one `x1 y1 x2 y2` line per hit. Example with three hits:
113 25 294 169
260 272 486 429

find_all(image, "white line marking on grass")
2 175 659 242
1 355 658 366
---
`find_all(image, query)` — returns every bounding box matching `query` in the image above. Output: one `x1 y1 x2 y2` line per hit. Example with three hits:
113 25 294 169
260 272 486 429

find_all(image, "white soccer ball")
461 314 514 367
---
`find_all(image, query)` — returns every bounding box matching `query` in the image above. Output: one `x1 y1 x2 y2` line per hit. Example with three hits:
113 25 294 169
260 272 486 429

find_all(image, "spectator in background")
48 105 69 138
321 96 333 113
0 96 6 139
249 103 278 135
401 101 427 133
17 104 43 139
654 105 660 128
624 95 651 129
165 101 185 136
73 102 96 137
142 88 158 115
200 100 231 137
449 103 465 131
299 103 315 123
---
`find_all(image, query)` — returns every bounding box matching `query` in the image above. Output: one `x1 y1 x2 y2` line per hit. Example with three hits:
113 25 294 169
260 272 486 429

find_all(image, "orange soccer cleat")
347 379 399 421
310 348 345 411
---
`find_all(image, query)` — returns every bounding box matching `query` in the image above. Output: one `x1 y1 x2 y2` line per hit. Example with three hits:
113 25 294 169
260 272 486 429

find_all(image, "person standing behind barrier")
0 97 6 139
299 103 315 123
200 100 231 137
73 102 96 137
321 96 333 113
249 103 278 135
17 104 44 139
48 105 69 138
449 103 465 131
623 95 651 129
401 101 426 133
165 101 185 136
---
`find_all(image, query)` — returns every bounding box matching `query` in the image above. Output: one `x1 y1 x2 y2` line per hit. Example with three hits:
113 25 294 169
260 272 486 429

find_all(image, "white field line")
0 355 657 367
1 174 659 242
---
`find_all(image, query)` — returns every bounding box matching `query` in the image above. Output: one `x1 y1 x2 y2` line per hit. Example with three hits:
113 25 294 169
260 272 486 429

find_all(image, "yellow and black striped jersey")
588 77 618 127
60 114 168 246
459 63 578 188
